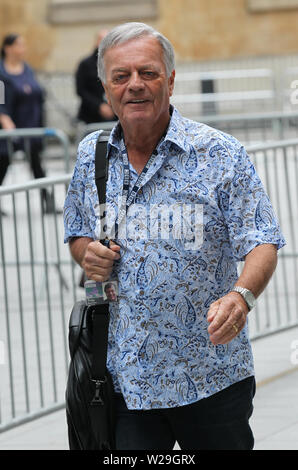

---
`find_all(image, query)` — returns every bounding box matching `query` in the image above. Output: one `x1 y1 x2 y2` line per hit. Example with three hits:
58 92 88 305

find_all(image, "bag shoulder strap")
95 130 110 206
91 130 111 387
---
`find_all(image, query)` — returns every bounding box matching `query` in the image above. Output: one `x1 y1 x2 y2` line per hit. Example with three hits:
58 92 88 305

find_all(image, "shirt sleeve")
218 145 286 261
63 138 96 243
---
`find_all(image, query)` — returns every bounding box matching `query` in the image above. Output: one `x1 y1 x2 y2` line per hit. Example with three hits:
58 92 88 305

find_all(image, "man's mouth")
127 99 149 104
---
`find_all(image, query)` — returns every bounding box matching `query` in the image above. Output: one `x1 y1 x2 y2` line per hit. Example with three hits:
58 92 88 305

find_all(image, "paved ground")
0 326 297 450
250 327 298 450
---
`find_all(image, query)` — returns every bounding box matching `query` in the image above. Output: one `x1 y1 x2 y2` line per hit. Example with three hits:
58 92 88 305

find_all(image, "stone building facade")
1 0 298 72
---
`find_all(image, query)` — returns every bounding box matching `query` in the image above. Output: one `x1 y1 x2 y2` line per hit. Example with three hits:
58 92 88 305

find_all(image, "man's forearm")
69 236 93 267
235 243 278 298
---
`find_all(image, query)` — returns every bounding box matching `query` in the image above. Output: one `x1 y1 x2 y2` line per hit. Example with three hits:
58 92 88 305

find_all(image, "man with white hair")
64 22 285 450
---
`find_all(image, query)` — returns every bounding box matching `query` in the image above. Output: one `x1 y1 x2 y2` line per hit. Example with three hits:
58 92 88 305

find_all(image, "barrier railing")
0 137 297 432
246 139 298 339
0 127 71 173
75 110 298 148
195 110 298 144
173 68 277 116
38 67 279 134
0 174 76 432
75 120 115 147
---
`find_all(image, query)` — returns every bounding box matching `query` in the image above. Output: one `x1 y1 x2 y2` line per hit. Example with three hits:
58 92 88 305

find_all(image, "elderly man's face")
103 36 175 131
105 285 117 301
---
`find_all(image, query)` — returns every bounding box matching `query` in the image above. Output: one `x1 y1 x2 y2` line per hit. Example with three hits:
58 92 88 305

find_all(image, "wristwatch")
231 286 256 311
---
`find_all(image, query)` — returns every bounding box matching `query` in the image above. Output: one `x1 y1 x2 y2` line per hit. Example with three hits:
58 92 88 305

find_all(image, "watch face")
232 287 255 310
245 291 255 309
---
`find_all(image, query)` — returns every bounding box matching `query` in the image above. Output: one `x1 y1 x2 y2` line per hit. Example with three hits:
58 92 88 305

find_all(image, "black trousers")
0 138 45 185
115 376 255 450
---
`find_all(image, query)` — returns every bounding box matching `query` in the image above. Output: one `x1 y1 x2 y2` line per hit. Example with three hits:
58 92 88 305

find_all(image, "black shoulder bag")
65 131 116 450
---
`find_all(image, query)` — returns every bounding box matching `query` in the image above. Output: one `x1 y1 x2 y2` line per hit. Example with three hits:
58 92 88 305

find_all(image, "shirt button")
140 290 144 296
139 257 144 262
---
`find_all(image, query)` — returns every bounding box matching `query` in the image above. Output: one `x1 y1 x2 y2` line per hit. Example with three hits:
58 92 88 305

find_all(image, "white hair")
97 22 175 83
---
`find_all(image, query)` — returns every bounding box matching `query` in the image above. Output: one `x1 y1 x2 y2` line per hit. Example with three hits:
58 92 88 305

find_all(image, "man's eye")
113 75 127 82
143 71 156 78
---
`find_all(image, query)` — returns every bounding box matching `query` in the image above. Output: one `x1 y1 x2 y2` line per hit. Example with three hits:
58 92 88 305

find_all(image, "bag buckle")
90 378 107 406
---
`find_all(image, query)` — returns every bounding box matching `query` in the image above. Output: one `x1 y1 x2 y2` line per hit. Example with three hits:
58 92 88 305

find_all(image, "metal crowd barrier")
0 137 297 432
38 68 278 134
197 110 298 144
0 174 76 432
246 139 298 339
75 120 115 147
0 127 71 173
172 68 277 116
75 110 298 148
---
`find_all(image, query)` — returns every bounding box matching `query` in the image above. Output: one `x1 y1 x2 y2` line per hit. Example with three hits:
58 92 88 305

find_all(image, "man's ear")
168 70 175 97
103 83 112 106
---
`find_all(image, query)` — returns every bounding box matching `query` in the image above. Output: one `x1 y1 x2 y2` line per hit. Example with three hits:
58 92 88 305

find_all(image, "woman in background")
0 33 55 213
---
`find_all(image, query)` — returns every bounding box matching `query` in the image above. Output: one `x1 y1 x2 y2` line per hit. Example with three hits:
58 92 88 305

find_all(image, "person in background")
0 33 56 214
75 30 116 124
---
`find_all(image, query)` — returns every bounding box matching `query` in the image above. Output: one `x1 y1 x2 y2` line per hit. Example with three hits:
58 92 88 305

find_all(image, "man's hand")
82 240 120 282
207 292 249 345
0 113 16 130
207 243 278 345
69 237 120 282
99 102 115 120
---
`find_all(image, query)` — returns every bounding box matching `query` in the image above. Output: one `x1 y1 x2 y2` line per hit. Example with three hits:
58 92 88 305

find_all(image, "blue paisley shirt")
64 106 285 410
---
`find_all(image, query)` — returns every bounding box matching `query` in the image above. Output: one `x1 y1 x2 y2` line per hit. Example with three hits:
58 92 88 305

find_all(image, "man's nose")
128 72 145 91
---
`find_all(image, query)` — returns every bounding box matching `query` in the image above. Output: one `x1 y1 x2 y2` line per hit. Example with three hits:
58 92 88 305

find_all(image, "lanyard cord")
114 137 163 239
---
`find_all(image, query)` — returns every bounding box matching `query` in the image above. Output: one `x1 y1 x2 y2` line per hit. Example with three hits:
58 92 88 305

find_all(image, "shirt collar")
107 105 188 157
163 105 188 152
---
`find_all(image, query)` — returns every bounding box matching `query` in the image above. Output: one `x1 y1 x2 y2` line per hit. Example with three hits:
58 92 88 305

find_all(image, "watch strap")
231 286 255 311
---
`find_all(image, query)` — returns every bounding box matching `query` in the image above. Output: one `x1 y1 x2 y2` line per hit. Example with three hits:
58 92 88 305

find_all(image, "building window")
48 0 158 24
247 0 298 12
